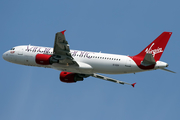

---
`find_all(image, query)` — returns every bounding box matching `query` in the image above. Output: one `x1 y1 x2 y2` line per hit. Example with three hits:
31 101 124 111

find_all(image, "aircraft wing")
53 30 78 66
92 73 136 87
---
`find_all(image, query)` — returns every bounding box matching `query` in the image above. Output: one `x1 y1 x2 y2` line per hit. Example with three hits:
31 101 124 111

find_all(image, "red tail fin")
135 32 172 61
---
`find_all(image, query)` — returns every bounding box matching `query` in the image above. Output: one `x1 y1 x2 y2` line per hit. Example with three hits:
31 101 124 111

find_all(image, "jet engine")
35 54 59 65
60 71 84 83
35 54 52 65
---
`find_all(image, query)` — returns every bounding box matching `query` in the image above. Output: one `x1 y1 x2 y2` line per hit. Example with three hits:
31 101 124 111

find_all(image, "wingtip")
132 83 136 87
61 30 66 35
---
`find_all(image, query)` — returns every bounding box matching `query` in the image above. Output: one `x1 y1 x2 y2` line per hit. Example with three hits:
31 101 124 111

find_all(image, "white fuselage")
2 45 167 75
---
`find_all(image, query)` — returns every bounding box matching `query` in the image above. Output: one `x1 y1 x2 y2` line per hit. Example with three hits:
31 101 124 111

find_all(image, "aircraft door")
125 57 132 73
18 48 23 55
125 58 131 67
16 48 24 63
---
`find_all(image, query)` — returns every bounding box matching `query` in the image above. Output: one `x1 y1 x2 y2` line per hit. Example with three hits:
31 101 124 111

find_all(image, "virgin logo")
145 43 163 57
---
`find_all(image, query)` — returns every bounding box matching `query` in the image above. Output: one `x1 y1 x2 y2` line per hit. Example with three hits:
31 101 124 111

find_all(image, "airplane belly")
84 56 142 74
51 62 93 74
83 59 126 74
50 55 143 74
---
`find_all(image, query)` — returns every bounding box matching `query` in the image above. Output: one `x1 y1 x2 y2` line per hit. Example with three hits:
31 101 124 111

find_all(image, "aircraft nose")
2 51 8 61
2 52 5 60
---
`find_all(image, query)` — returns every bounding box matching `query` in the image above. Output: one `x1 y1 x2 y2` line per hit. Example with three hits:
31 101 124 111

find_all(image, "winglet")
61 30 66 35
132 83 136 87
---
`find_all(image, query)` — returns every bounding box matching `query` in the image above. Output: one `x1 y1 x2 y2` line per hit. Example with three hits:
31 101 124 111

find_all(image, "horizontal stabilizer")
141 53 156 66
160 68 176 73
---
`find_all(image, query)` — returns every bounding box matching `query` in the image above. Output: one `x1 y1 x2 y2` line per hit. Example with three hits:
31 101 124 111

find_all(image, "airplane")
2 30 175 87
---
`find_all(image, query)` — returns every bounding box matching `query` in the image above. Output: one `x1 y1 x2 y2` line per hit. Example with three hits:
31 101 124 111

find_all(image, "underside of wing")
52 30 78 66
53 30 70 56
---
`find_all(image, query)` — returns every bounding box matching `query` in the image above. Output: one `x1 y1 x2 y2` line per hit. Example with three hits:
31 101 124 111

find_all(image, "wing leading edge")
92 73 136 87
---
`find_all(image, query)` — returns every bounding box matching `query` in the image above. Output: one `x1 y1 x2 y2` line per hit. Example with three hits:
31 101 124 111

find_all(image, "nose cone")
2 52 6 60
2 51 9 61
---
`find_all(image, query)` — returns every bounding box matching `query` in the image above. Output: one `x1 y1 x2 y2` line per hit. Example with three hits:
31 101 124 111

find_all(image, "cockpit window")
11 48 15 50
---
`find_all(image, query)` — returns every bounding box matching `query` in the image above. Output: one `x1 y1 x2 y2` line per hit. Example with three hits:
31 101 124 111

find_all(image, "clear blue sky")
0 0 180 120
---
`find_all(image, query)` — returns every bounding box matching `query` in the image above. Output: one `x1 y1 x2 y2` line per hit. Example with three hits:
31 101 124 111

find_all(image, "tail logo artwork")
145 43 163 57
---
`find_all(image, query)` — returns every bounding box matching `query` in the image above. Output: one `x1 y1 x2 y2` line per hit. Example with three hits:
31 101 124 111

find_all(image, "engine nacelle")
60 71 84 83
35 54 52 65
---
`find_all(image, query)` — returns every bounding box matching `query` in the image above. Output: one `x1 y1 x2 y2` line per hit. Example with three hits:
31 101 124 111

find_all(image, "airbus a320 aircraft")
3 30 175 87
